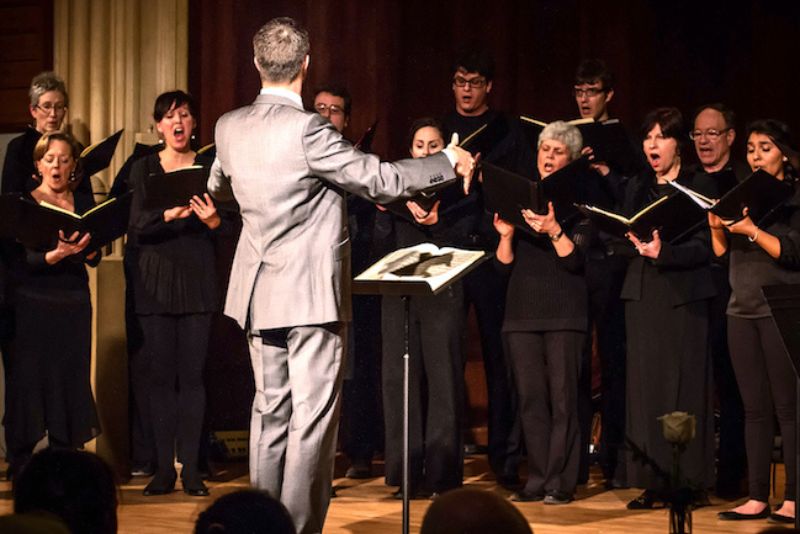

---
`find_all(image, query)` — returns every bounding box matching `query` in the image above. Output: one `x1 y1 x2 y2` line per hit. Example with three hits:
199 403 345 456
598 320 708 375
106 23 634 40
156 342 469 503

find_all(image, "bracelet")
748 228 760 243
549 229 564 242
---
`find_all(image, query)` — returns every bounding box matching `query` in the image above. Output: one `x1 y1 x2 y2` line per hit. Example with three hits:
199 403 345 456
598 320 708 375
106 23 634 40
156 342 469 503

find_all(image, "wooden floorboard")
0 456 788 533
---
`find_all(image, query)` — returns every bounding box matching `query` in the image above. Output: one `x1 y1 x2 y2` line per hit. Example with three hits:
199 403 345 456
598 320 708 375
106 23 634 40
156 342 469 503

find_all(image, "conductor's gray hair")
253 17 310 83
29 71 69 108
538 121 583 161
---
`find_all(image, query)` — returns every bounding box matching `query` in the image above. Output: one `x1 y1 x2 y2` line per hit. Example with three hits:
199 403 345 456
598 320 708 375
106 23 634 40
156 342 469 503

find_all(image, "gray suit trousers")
249 323 346 534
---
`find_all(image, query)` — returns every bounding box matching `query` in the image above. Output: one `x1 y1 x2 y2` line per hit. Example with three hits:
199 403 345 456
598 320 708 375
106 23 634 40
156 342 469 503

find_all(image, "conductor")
207 17 475 534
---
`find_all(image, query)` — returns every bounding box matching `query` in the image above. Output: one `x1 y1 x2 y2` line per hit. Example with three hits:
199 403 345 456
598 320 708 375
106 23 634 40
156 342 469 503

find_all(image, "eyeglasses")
453 76 487 89
35 102 67 114
573 87 605 98
689 128 730 141
314 103 344 116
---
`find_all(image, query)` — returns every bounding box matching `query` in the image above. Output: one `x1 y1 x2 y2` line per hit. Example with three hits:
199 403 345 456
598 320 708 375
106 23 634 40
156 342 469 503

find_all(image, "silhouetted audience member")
420 488 533 534
195 489 296 534
13 449 118 534
0 512 71 533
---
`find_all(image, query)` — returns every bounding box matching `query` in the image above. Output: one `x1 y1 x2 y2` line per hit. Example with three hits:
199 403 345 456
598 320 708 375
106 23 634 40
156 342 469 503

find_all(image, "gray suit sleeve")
207 156 234 201
302 114 456 204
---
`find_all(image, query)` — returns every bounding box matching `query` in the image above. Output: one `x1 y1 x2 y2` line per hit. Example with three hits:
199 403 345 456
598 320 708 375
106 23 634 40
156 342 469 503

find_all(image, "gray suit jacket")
209 93 456 330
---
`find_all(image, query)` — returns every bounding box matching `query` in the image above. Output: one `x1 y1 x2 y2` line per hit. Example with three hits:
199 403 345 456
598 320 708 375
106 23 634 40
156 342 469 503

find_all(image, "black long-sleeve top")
618 169 716 306
18 189 101 293
440 109 537 251
496 219 590 333
727 183 800 318
127 153 222 315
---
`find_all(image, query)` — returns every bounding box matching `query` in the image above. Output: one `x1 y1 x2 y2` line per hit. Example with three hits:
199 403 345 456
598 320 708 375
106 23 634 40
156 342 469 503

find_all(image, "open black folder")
669 169 794 224
482 157 591 232
577 191 706 243
142 165 209 210
10 192 132 252
80 129 124 177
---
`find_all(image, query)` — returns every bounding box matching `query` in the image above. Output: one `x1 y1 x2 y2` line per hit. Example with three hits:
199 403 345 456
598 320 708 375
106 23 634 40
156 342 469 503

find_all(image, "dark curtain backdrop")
190 0 800 162
190 0 800 434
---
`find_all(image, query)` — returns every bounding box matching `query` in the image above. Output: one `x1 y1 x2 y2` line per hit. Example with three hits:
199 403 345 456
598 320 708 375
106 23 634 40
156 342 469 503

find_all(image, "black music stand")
763 284 800 529
353 246 487 534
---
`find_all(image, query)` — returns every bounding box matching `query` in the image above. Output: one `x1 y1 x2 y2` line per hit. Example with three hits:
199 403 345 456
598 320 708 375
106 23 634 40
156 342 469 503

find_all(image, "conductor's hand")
446 133 475 194
164 205 192 222
46 230 91 265
190 193 221 230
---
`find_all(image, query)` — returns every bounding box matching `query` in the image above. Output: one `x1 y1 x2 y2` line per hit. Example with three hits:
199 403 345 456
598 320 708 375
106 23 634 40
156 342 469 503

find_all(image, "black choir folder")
80 129 124 177
669 169 794 224
577 191 706 243
520 116 642 176
12 192 132 252
482 157 591 232
142 165 209 210
353 243 486 295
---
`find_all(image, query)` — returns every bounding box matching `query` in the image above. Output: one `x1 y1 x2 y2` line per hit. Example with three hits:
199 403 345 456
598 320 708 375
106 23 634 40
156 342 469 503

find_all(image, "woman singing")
496 121 589 504
715 119 800 524
128 91 222 497
622 108 715 509
5 132 100 476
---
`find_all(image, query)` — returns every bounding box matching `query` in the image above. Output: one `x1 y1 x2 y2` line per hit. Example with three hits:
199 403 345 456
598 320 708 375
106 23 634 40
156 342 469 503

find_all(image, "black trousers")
462 261 521 477
382 284 465 492
728 315 796 501
139 313 212 479
506 329 584 495
709 266 745 490
584 255 628 482
340 294 383 463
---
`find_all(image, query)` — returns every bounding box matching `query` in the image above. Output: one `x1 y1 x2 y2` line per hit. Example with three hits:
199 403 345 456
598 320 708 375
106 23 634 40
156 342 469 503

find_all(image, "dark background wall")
189 0 800 162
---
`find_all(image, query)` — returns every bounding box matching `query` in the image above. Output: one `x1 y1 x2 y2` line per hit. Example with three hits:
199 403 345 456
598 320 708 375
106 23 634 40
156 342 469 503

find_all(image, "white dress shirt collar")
259 87 303 108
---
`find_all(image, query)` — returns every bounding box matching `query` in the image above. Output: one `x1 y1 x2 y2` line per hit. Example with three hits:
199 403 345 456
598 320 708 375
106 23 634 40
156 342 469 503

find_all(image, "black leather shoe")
718 506 770 521
182 477 209 497
626 490 660 510
510 490 544 502
496 474 522 490
131 464 155 477
143 471 177 496
345 462 372 479
544 490 573 505
768 512 795 524
392 488 431 500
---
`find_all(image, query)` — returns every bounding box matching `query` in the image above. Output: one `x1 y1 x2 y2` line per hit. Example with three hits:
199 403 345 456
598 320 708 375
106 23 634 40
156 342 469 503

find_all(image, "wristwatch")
550 229 564 242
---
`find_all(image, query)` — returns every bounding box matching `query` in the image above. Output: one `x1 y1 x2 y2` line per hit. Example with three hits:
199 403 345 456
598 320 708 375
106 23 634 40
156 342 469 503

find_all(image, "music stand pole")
402 295 410 534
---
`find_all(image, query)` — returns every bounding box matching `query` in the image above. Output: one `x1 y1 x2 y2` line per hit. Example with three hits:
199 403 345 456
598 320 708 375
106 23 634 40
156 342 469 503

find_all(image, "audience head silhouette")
420 488 533 534
195 489 296 534
13 449 118 534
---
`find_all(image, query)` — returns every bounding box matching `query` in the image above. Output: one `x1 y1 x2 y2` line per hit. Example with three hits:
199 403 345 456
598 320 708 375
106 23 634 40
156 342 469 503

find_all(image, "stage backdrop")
189 0 800 162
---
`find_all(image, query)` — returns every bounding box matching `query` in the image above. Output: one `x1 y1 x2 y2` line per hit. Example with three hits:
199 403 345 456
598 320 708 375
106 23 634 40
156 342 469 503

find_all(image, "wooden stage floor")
0 454 789 533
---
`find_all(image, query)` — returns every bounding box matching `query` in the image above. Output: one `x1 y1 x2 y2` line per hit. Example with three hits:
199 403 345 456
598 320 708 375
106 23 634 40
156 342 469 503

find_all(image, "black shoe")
143 471 177 496
496 473 522 490
181 474 209 497
768 512 795 524
544 490 573 505
345 461 372 479
718 506 770 521
604 478 629 490
626 490 660 510
392 488 431 500
131 464 156 477
510 490 544 502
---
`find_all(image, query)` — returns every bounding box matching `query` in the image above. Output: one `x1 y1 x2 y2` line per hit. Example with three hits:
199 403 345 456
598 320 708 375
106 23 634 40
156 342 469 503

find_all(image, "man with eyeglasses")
312 84 383 483
691 103 748 500
441 46 532 492
574 59 614 123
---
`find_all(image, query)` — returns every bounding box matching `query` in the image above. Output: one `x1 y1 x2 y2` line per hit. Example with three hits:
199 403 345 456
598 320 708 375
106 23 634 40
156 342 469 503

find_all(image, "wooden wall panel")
0 0 53 132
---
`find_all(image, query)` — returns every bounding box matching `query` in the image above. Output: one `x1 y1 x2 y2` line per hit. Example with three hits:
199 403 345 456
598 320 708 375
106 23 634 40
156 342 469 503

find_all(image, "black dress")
5 189 101 460
620 170 716 491
127 152 221 484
